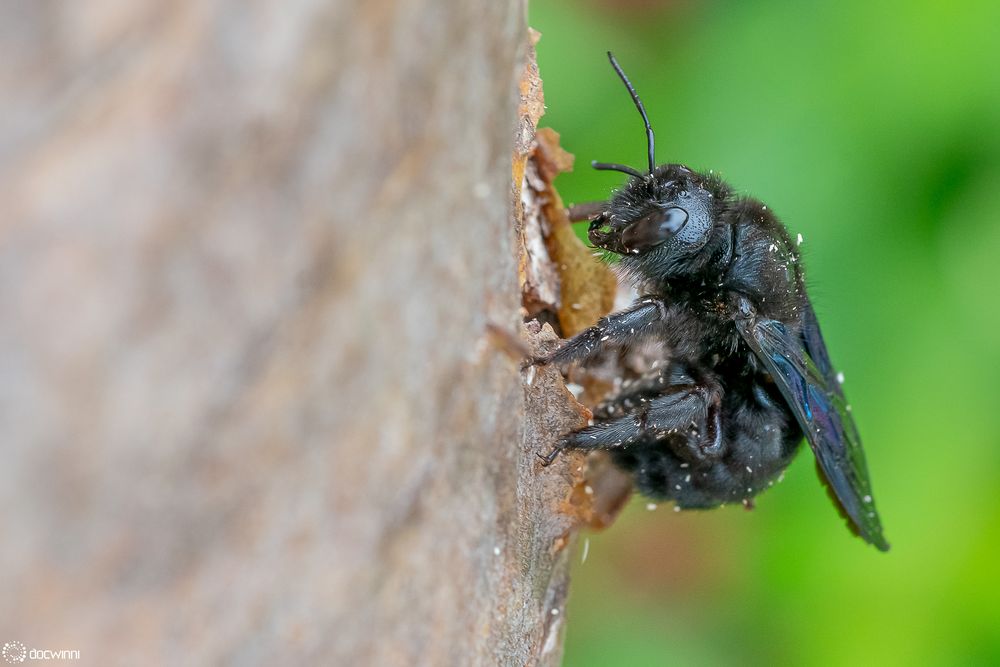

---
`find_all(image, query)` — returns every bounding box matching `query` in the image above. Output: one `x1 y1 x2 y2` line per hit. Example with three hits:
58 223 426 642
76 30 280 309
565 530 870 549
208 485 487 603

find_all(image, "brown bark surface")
0 3 625 666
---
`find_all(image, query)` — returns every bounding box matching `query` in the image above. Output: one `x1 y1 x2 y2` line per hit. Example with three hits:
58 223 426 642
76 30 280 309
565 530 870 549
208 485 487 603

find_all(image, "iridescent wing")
735 298 889 551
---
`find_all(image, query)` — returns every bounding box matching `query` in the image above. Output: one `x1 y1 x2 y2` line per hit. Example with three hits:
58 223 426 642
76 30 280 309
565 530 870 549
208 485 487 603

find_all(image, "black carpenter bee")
531 52 888 551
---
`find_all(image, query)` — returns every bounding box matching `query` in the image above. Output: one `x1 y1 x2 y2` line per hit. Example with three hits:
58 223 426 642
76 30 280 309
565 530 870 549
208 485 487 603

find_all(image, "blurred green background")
530 0 1000 665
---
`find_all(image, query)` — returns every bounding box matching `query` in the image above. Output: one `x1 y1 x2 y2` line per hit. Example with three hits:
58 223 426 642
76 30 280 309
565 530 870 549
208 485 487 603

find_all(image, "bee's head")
588 165 716 259
585 53 721 276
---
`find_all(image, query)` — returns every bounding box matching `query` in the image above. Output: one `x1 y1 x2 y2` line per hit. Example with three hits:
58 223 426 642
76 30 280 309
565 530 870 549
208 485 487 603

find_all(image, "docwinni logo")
2 642 80 663
2 642 25 664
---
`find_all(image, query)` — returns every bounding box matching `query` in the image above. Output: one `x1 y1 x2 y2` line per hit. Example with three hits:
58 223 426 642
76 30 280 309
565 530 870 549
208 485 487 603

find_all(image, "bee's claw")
537 443 565 466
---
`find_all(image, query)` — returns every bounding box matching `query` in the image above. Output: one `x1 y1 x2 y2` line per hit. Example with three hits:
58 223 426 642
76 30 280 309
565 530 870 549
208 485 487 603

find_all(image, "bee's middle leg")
541 379 723 465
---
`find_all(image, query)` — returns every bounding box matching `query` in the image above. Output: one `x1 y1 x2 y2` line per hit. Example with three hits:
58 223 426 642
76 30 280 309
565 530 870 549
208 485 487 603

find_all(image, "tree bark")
0 2 628 666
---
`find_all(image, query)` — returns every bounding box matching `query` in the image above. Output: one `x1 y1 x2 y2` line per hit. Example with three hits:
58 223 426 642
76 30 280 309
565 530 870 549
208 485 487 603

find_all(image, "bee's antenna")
591 161 644 178
606 51 656 175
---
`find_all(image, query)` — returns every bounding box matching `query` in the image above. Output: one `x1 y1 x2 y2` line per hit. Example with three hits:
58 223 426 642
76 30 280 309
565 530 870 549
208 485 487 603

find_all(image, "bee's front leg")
526 298 667 370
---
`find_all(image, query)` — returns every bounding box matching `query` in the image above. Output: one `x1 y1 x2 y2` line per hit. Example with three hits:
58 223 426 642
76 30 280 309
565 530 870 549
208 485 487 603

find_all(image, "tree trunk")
0 2 628 666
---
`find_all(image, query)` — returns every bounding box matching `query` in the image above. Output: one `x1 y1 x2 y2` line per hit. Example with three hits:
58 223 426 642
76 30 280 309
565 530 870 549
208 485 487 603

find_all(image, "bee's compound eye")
661 207 689 234
621 206 689 253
